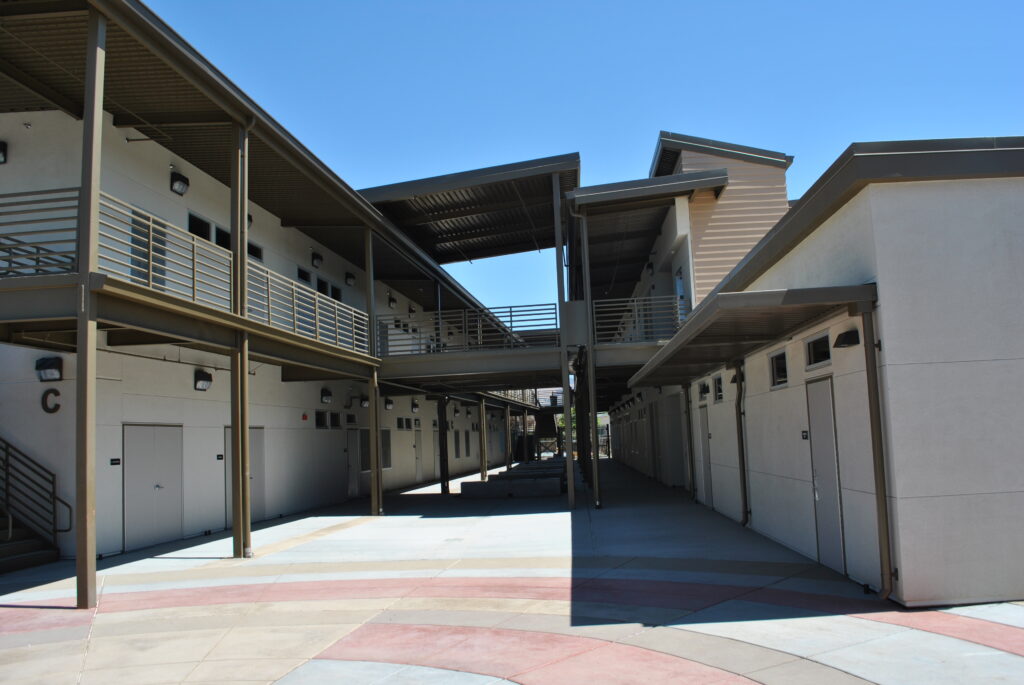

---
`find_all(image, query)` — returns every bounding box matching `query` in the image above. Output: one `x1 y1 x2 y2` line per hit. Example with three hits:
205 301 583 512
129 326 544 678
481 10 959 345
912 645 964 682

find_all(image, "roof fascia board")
651 131 792 175
567 169 728 210
359 153 581 204
711 139 1024 296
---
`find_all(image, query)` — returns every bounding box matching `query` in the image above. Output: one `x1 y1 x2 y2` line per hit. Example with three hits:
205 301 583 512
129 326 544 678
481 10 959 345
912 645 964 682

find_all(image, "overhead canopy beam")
113 112 235 127
0 56 81 119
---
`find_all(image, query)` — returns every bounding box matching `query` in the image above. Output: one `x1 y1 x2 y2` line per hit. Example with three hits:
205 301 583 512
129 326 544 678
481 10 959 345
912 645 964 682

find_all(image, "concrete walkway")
2 460 1023 684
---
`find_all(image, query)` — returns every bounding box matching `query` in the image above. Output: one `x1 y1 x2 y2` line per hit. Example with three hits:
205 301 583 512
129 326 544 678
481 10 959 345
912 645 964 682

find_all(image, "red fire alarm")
302 413 308 421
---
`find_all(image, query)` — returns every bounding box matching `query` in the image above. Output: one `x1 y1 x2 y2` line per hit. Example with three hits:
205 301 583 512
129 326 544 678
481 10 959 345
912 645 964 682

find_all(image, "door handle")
153 483 163 490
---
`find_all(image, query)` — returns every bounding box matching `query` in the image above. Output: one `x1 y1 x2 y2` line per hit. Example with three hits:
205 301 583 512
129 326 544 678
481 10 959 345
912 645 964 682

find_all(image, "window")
698 382 710 400
769 351 788 387
396 417 404 430
806 334 831 367
214 227 231 250
404 418 413 430
247 242 263 262
329 412 341 429
454 432 461 459
188 213 211 240
464 430 470 456
346 413 356 425
316 277 329 295
296 267 311 285
713 376 724 402
330 285 342 302
315 410 328 429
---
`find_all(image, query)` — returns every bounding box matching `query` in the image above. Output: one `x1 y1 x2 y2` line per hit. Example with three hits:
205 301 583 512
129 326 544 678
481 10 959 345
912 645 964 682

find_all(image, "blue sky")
149 0 1023 307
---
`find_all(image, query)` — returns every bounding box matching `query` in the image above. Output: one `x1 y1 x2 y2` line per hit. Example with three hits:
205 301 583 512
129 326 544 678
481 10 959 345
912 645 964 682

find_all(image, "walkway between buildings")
1 463 1022 684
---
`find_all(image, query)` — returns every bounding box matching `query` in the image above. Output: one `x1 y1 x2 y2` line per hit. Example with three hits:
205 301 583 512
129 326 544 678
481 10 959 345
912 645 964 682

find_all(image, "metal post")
861 306 894 599
438 396 451 494
368 368 382 515
365 228 377 357
520 411 529 463
552 173 575 507
504 405 512 470
478 397 488 480
579 215 602 508
229 123 252 558
434 281 443 352
74 7 105 610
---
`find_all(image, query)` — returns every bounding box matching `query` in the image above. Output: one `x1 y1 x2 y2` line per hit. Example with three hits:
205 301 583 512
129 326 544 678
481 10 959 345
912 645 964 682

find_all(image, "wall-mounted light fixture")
408 305 416 316
411 400 420 413
193 369 213 391
311 251 323 269
453 405 461 417
35 356 62 382
833 329 860 348
387 292 398 309
637 392 644 402
384 398 394 410
170 169 190 196
646 262 654 276
360 396 370 408
345 272 356 286
320 388 333 404
0 141 7 164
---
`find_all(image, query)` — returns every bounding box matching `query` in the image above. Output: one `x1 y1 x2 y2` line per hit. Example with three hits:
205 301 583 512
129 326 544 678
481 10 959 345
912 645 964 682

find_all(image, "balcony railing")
0 187 79 276
378 303 559 357
593 295 689 344
247 262 369 354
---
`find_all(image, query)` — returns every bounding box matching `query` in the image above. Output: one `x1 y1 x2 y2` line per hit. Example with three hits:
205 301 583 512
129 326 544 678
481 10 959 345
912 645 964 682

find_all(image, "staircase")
0 435 70 574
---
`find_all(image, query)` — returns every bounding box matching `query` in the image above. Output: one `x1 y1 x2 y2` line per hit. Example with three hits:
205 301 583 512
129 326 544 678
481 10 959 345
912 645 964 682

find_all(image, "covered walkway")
1 463 1023 684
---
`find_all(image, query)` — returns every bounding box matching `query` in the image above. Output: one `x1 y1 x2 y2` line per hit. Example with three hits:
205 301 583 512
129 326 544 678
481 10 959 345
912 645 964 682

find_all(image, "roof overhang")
629 284 878 388
567 169 728 213
650 131 793 177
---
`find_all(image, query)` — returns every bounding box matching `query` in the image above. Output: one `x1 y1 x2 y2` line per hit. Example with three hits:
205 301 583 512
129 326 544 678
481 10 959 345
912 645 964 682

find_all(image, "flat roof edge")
567 169 728 209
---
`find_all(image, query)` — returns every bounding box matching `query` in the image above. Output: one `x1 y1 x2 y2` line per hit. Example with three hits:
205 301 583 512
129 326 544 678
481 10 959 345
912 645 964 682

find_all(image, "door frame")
122 422 184 553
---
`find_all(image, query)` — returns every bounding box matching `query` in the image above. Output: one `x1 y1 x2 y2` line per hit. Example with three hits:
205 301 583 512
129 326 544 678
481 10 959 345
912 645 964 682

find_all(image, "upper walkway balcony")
0 187 370 356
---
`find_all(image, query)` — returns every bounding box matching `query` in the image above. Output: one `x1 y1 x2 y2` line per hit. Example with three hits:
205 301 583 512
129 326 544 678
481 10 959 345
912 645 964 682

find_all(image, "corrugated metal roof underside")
363 156 579 264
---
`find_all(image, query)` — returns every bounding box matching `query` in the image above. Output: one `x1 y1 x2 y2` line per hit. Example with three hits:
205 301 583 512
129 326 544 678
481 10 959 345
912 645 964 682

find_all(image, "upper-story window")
713 375 724 402
769 350 788 387
806 334 831 368
316 277 343 303
296 267 312 285
189 213 260 257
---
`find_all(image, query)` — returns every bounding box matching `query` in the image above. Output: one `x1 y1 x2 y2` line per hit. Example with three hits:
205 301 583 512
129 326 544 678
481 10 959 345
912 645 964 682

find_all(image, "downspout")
859 304 894 600
683 384 697 500
733 362 750 526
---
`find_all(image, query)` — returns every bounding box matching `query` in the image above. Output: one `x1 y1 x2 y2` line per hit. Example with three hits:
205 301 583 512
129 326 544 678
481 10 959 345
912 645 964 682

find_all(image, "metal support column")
478 397 488 480
438 396 451 494
504 405 512 470
75 8 105 609
229 122 252 558
580 215 602 508
365 229 382 515
520 410 529 462
861 306 894 599
552 173 575 507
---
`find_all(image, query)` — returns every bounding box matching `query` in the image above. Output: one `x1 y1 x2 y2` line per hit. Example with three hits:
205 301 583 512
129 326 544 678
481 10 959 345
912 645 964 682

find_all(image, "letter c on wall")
41 388 61 414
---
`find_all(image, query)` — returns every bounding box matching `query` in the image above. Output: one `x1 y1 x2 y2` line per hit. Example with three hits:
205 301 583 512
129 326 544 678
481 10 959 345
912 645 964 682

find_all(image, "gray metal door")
414 429 423 482
347 429 360 497
698 406 713 507
224 427 266 526
806 378 845 573
123 424 183 551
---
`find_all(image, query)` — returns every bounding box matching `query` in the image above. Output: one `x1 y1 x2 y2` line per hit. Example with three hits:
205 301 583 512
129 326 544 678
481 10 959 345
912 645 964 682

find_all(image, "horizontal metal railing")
0 187 79 276
1 434 72 548
378 303 559 357
247 262 370 354
99 192 233 311
593 295 689 343
492 387 564 407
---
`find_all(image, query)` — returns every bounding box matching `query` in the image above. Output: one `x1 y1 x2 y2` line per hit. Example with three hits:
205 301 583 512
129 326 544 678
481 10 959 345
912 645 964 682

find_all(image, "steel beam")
478 397 488 481
368 367 382 515
438 396 451 494
74 7 105 610
504 405 512 470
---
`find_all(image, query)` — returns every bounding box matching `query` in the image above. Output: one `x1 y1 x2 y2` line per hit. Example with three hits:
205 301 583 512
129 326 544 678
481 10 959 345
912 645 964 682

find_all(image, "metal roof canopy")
629 284 878 388
650 131 793 178
360 153 580 264
567 170 728 300
0 0 489 313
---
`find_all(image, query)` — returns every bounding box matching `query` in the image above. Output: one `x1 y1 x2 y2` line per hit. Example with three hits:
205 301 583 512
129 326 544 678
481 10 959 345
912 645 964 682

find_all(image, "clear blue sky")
149 0 1023 308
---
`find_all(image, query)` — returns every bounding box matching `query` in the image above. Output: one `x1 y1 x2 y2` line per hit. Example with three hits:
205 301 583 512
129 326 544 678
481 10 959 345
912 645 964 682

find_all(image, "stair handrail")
0 434 71 547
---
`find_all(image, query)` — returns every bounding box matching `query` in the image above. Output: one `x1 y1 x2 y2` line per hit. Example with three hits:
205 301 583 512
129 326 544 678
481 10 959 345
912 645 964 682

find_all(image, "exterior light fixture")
170 170 190 196
345 272 356 286
411 400 420 413
320 388 333 404
384 398 394 410
311 251 323 269
193 369 213 391
646 262 654 276
834 330 860 348
454 405 460 417
637 392 644 402
408 305 416 316
35 356 62 382
360 396 370 408
0 141 7 164
387 293 397 309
